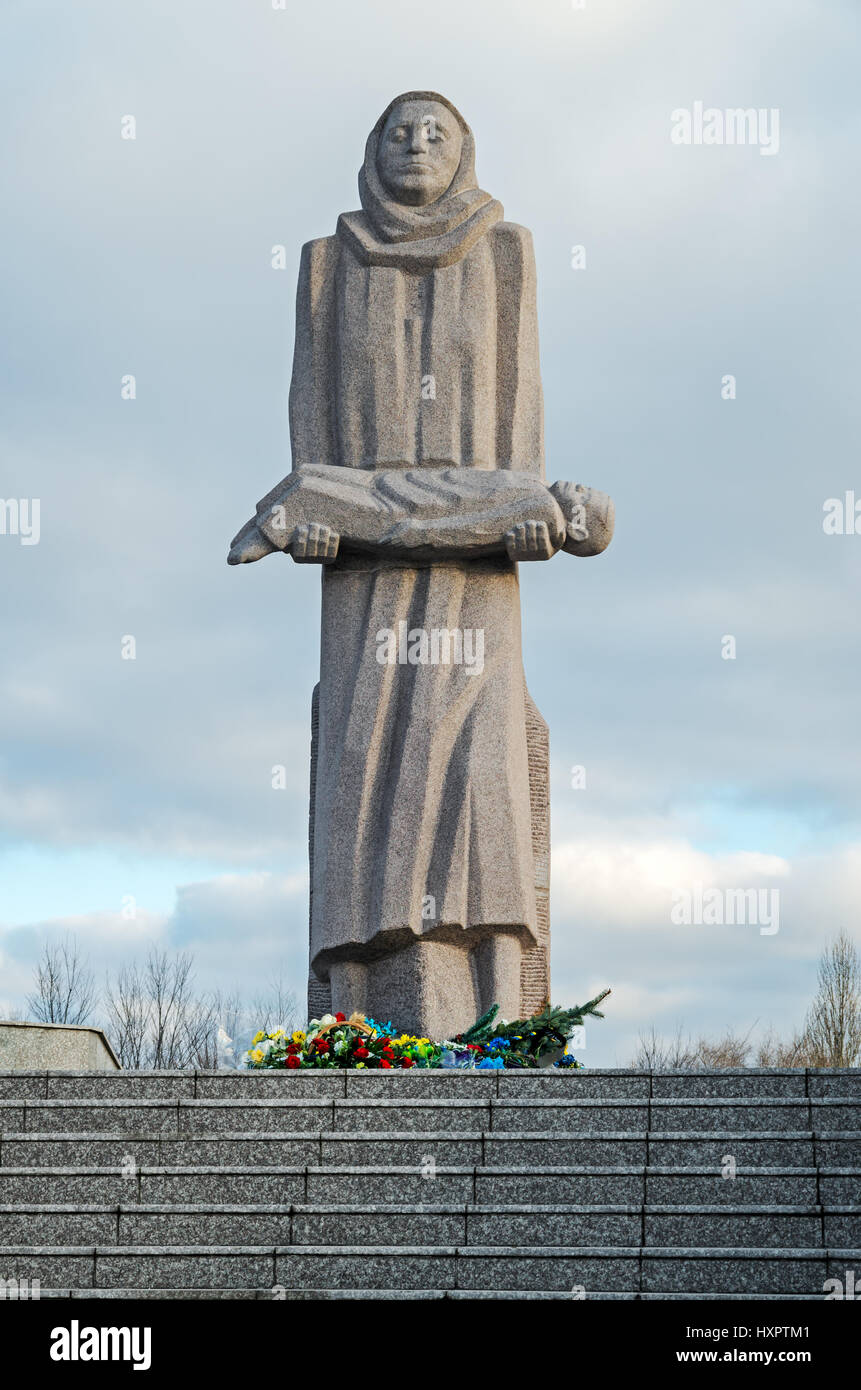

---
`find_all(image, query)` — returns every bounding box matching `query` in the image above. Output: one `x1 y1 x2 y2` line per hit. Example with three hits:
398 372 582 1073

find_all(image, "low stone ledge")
0 1023 119 1072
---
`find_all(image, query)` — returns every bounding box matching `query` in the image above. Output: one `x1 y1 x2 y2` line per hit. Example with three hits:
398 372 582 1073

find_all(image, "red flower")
286 1054 301 1069
380 1059 392 1069
335 1012 346 1023
315 1038 330 1053
400 1057 415 1069
354 1046 369 1060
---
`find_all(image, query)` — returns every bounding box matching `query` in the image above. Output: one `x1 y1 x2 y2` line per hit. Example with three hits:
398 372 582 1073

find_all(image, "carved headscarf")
337 90 503 271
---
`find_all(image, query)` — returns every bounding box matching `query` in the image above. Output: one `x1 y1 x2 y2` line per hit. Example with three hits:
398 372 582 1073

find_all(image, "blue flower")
487 1037 510 1050
365 1017 397 1038
477 1055 506 1069
554 1054 583 1069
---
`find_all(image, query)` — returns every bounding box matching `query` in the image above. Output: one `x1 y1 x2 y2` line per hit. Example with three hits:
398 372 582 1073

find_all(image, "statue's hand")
504 520 559 562
290 522 340 563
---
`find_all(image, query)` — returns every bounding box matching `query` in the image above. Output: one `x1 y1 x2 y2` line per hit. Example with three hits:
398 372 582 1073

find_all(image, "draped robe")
294 217 546 984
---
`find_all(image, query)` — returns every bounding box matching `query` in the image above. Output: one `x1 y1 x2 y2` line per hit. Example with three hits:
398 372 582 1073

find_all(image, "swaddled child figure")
228 465 613 567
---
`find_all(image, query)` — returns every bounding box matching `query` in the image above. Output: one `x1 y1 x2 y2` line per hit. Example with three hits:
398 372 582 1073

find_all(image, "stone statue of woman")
230 91 613 1039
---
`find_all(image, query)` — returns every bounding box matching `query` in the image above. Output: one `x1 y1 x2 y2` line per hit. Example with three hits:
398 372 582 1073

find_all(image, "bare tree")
26 937 97 1025
631 1025 698 1070
696 1026 755 1069
631 1024 754 1070
801 931 861 1067
103 949 219 1070
103 961 149 1068
754 1026 809 1067
634 935 861 1070
249 971 299 1036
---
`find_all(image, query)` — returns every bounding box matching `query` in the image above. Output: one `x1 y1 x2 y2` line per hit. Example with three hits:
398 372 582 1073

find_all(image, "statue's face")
376 100 463 206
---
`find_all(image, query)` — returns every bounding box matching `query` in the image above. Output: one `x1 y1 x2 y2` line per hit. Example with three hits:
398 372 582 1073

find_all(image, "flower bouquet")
242 991 609 1071
244 1013 440 1070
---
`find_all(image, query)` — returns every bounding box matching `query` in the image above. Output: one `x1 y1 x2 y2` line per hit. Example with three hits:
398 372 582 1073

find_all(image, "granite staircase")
0 1067 858 1300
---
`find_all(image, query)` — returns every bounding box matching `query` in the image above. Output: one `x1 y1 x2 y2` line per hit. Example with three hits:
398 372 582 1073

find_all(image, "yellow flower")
252 1031 265 1045
249 1048 264 1063
355 1062 365 1069
292 1030 306 1045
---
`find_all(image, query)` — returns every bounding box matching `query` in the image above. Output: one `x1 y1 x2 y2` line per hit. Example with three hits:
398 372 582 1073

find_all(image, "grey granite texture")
643 1208 823 1248
646 1135 816 1166
156 1136 322 1167
139 1168 306 1205
291 1205 466 1247
650 1070 807 1098
808 1069 861 1097
644 1168 819 1204
21 1100 179 1134
94 1247 275 1290
45 1072 195 1100
0 1208 117 1245
332 1098 488 1133
0 1249 95 1287
194 1072 346 1099
228 91 614 1038
640 1248 828 1294
0 1023 119 1072
648 1098 811 1132
815 1136 861 1164
175 1099 333 1134
0 1170 134 1205
453 1247 639 1292
273 1246 456 1290
465 1206 641 1247
0 1069 857 1299
306 1167 474 1204
474 1169 645 1205
0 1072 48 1100
320 1134 483 1167
490 1100 649 1133
343 1071 496 1099
482 1135 649 1166
117 1207 293 1246
0 1137 164 1168
495 1072 650 1099
823 1211 861 1244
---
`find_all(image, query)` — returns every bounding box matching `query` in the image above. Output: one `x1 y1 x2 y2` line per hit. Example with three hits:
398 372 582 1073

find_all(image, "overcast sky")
1 0 859 1064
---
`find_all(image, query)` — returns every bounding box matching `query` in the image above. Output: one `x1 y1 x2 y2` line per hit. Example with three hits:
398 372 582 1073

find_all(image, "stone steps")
0 1243 858 1295
0 1202 858 1245
2 1098 859 1131
16 1287 842 1301
0 1068 857 1299
2 1068 857 1098
0 1163 856 1203
4 1132 859 1167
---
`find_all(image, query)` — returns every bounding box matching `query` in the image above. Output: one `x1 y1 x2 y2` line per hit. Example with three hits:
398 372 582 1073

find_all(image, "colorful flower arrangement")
242 992 610 1071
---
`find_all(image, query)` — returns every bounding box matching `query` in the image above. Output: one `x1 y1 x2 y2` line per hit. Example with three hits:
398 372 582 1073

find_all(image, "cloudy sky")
1 0 859 1063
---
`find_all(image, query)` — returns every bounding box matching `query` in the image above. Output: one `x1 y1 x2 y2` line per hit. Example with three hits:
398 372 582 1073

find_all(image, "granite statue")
229 91 613 1039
